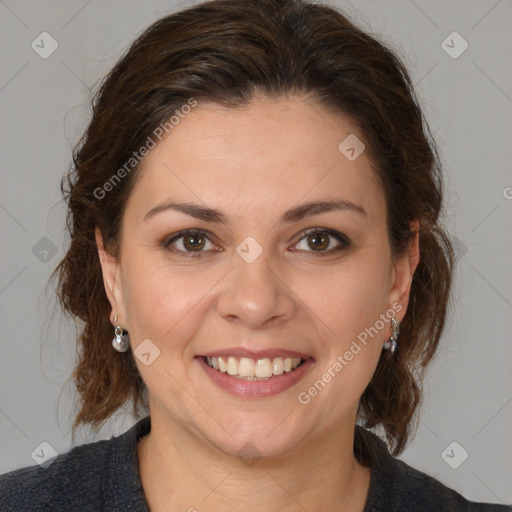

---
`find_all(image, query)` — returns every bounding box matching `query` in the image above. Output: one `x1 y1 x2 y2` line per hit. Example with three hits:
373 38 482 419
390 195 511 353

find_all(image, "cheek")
299 248 391 403
311 254 391 338
121 249 216 342
304 271 388 407
121 234 392 355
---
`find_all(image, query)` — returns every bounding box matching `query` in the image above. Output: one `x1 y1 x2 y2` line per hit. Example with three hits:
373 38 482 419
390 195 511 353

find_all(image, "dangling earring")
383 316 400 355
112 314 130 352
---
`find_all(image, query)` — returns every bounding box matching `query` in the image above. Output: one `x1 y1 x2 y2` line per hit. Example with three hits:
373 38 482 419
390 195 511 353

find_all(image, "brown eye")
182 233 206 252
306 232 330 251
293 228 350 257
164 229 216 256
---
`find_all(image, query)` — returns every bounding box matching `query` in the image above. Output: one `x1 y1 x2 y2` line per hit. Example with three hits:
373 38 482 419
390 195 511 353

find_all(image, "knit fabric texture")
1 415 510 511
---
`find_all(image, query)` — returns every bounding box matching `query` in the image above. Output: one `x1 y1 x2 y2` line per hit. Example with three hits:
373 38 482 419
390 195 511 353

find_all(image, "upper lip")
198 348 313 360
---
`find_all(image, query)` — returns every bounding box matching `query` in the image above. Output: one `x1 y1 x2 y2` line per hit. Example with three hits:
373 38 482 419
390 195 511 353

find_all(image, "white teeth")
238 357 255 377
273 357 284 375
226 356 238 375
205 355 304 379
254 359 273 378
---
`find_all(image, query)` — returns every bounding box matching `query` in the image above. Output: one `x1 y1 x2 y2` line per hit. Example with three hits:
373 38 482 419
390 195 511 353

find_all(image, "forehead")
125 96 384 225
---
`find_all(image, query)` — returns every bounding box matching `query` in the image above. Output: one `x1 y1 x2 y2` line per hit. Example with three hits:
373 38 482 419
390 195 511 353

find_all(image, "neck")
137 409 371 512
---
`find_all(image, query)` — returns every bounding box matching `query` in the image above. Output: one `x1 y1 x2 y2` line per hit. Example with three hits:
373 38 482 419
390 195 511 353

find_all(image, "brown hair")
51 0 454 456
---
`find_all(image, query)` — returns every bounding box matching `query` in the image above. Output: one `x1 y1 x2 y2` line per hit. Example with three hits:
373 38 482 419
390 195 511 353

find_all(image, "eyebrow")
143 198 367 224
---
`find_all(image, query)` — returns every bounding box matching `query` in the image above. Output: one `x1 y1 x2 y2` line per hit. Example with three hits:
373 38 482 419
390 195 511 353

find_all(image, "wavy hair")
50 0 455 456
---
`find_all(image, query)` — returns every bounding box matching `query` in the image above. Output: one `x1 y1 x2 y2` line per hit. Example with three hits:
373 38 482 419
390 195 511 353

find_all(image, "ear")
95 226 127 327
387 220 420 320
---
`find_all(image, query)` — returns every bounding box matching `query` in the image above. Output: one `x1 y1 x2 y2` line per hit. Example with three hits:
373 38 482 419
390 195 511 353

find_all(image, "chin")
213 432 302 463
195 411 312 462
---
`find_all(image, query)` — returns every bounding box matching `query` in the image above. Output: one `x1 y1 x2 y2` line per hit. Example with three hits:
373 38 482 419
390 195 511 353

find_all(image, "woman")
1 0 509 510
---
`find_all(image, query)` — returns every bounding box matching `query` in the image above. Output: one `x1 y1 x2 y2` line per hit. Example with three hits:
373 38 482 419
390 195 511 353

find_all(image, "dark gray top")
0 415 510 511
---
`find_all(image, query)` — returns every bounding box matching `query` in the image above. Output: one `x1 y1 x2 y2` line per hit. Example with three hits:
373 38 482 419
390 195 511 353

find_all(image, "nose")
217 247 296 330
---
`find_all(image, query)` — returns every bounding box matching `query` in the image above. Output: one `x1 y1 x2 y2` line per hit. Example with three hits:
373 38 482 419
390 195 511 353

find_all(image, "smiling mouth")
203 355 306 380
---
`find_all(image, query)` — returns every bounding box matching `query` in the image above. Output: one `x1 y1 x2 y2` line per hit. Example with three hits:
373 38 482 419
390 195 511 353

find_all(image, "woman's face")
97 95 418 458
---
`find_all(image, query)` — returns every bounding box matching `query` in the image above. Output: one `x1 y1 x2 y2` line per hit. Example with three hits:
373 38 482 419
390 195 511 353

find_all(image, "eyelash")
163 228 351 258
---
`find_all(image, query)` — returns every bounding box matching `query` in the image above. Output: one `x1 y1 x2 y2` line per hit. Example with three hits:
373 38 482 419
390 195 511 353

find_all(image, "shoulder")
391 456 511 512
0 416 151 512
355 426 512 512
0 435 113 512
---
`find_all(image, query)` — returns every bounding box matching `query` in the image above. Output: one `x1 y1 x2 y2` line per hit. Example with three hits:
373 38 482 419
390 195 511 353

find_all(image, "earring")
112 314 130 352
383 316 400 354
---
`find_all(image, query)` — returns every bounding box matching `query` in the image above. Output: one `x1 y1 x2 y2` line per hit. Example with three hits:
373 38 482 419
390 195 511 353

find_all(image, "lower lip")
196 356 315 398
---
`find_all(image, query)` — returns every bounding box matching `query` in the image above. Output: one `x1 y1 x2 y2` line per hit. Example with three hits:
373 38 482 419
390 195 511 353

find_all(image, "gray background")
1 0 511 505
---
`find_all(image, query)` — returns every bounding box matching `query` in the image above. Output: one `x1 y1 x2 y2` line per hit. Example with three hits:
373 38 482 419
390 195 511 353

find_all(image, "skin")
96 94 420 511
